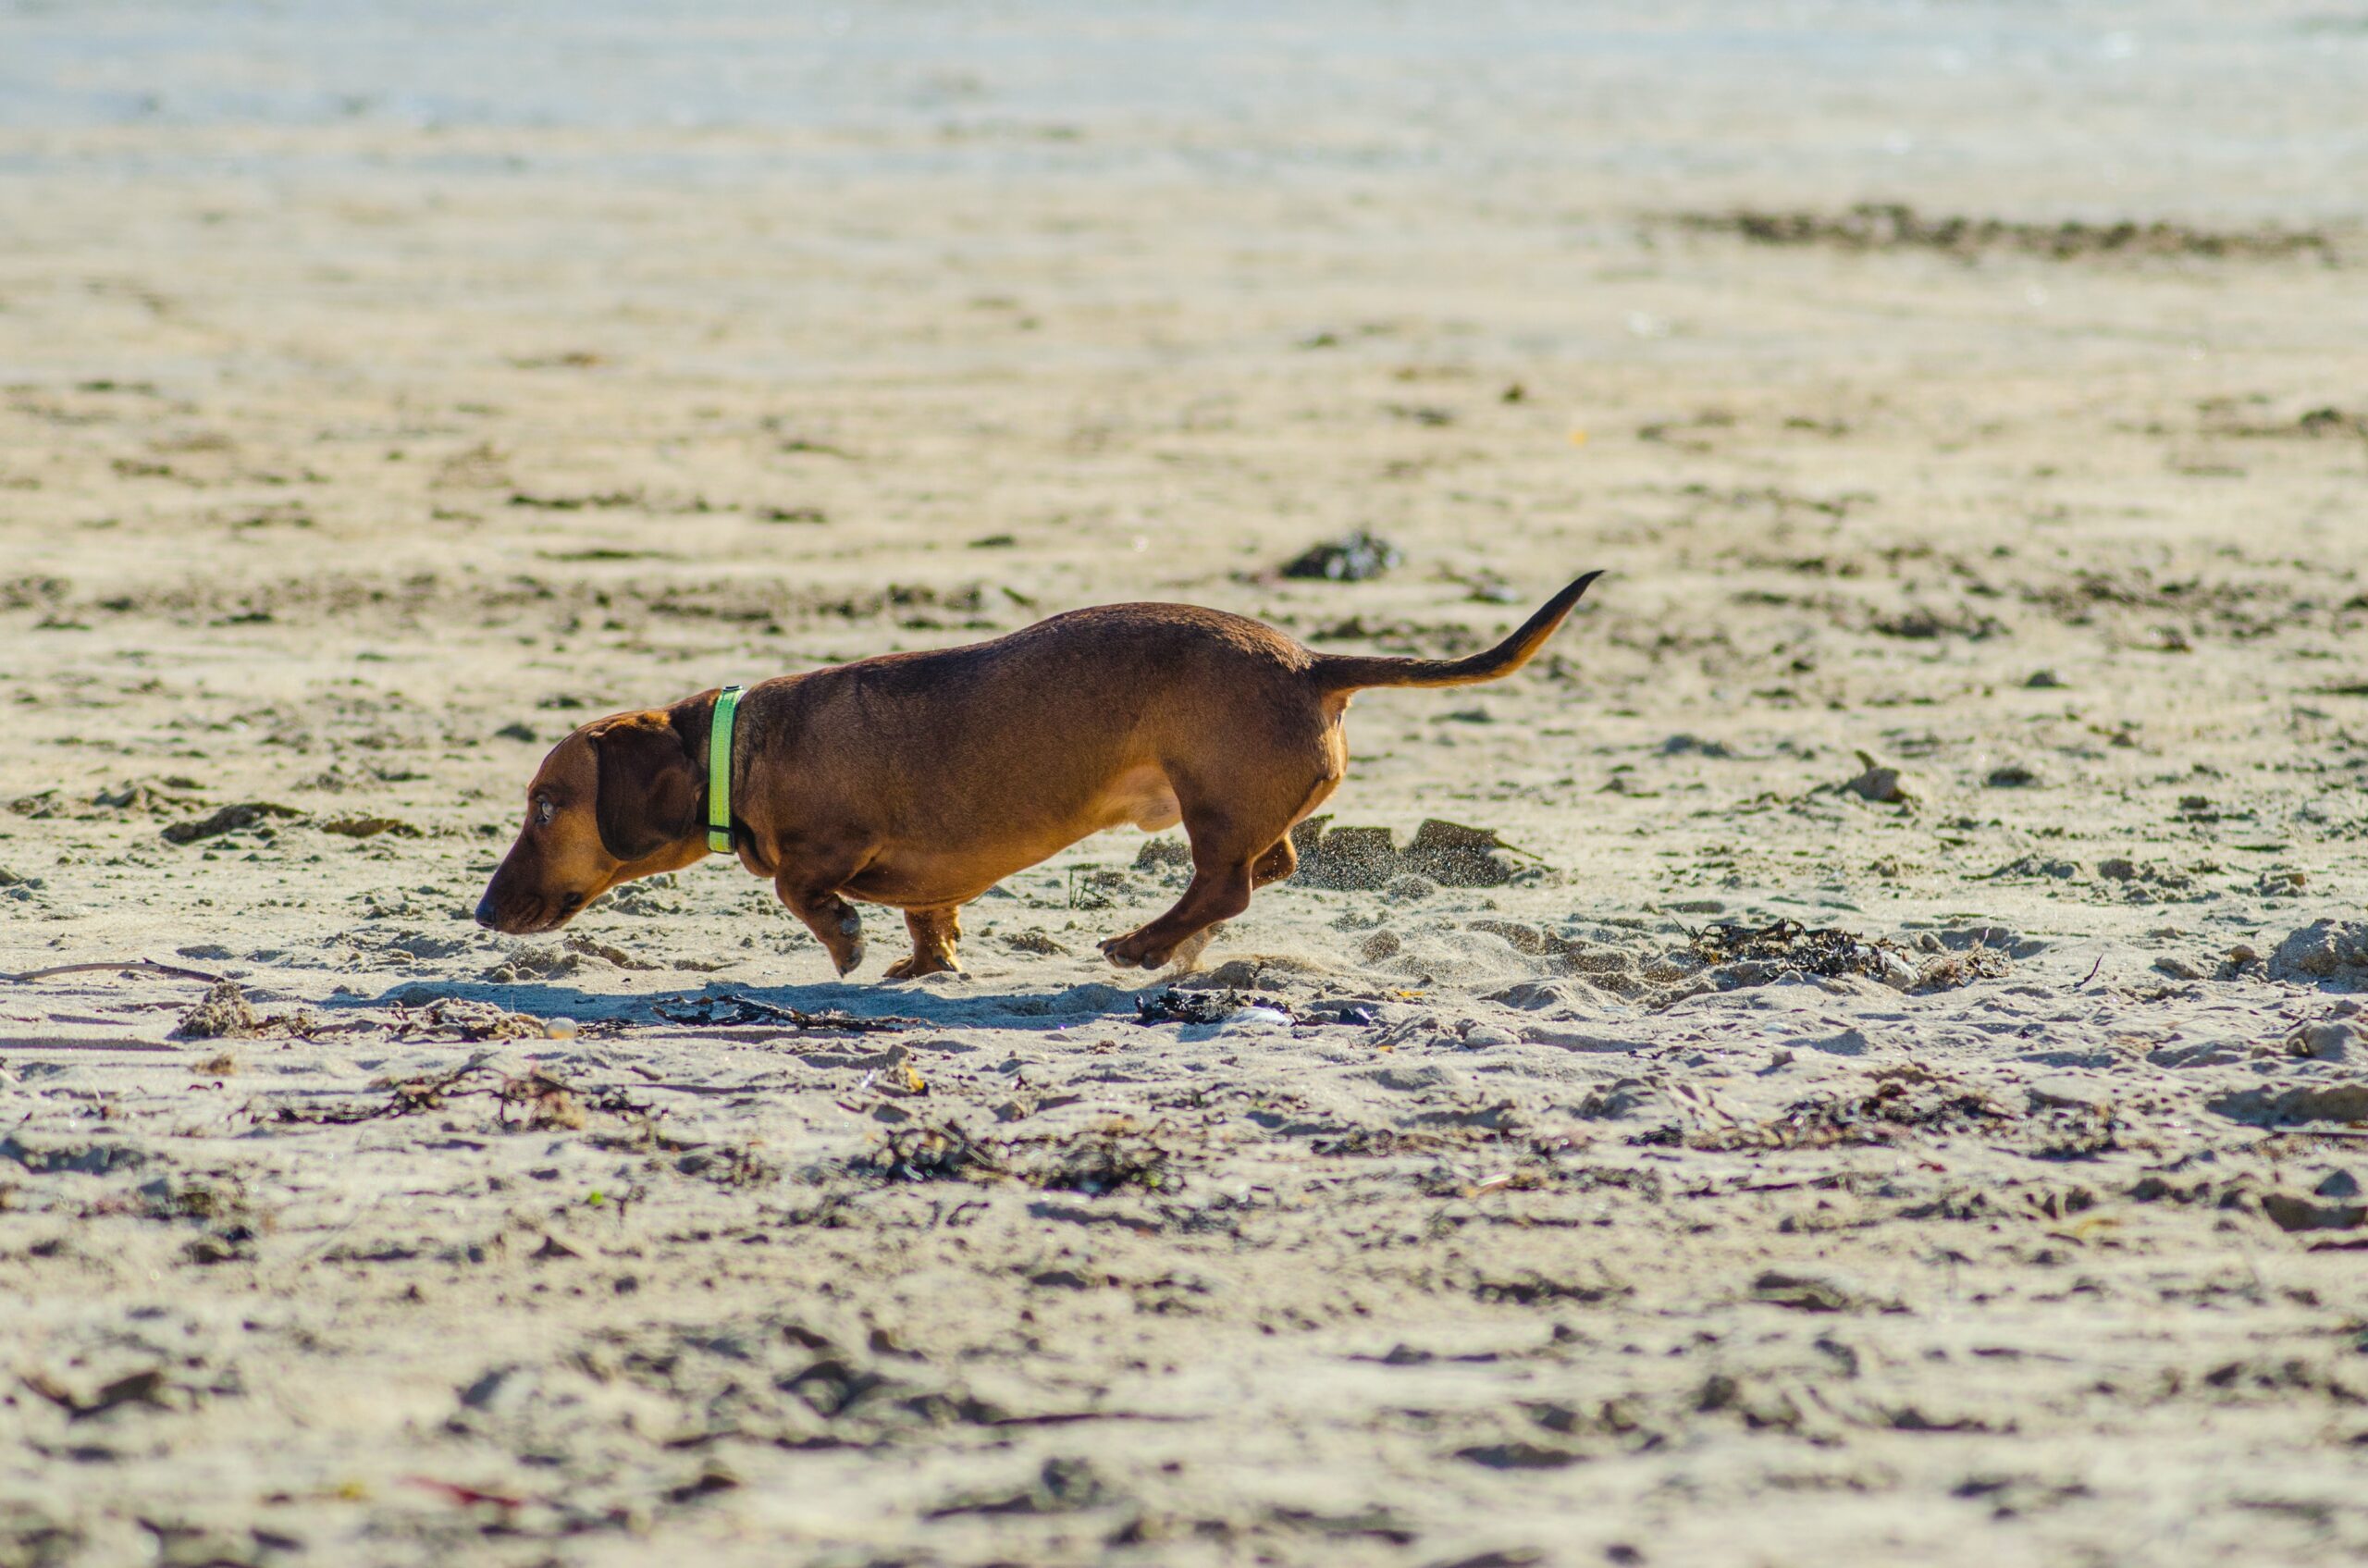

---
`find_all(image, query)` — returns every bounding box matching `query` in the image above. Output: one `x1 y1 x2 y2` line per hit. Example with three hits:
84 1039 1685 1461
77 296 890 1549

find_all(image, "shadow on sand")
329 974 1158 1036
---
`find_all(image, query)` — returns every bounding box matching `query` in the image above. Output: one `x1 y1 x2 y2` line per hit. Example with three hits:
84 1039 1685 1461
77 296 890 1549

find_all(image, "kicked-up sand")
3 4 2367 1564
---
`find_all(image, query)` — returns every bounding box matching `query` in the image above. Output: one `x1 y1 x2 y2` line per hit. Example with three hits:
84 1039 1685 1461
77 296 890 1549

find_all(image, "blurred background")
5 2 2362 211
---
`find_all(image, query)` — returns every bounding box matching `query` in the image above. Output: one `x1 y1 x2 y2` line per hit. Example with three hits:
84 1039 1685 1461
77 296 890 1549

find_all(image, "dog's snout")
474 895 498 929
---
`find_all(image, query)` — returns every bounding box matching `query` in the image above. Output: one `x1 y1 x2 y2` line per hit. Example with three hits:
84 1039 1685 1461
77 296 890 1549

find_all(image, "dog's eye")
536 798 555 825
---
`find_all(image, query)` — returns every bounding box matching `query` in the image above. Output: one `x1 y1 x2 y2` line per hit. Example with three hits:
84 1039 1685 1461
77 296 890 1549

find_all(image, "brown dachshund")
475 572 1599 979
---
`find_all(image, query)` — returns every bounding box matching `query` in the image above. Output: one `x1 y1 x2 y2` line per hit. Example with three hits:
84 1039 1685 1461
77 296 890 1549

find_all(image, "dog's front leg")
882 906 963 981
775 872 868 976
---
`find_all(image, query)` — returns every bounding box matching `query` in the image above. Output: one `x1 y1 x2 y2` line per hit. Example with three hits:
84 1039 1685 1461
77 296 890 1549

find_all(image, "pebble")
1840 754 1907 803
2286 1020 2356 1061
2260 1191 2368 1233
1279 529 1402 582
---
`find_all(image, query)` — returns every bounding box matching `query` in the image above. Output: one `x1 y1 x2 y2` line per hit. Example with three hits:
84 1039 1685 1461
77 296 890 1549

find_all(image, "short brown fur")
476 573 1601 978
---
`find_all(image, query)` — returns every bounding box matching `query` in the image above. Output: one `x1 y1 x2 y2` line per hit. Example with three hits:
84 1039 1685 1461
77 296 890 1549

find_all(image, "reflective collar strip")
707 684 744 854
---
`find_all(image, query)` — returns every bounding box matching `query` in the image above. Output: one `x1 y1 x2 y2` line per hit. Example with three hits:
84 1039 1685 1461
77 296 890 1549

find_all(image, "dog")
475 572 1599 979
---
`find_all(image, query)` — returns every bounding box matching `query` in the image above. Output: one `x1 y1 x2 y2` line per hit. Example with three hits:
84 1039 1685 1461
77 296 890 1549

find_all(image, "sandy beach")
5 4 2368 1564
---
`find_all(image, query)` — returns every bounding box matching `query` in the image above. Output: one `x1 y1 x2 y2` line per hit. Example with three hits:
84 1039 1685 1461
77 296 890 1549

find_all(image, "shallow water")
3 1 2362 216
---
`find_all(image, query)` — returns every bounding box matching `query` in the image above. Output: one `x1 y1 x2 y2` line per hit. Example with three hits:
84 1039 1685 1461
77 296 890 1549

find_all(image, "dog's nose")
474 895 498 930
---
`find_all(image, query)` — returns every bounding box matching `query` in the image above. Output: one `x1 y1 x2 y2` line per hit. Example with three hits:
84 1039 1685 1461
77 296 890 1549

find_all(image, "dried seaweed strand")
5 958 226 984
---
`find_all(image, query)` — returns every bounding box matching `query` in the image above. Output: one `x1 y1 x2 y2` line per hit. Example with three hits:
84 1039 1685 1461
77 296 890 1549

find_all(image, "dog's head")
475 707 711 934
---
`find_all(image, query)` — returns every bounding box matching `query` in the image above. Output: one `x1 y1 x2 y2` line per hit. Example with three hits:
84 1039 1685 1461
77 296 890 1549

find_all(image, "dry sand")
5 5 2368 1565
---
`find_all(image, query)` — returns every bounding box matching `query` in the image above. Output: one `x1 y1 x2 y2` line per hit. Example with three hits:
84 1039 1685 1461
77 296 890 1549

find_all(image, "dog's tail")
1313 571 1602 693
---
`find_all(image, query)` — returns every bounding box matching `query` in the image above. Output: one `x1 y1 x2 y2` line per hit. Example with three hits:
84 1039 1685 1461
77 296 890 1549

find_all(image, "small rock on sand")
2259 1191 2368 1233
2269 920 2368 986
2281 1019 2356 1061
1279 529 1402 582
1837 751 1909 805
173 981 261 1040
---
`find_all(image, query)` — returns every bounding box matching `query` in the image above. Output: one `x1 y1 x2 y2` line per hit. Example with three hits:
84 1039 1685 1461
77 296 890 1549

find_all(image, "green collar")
707 684 744 853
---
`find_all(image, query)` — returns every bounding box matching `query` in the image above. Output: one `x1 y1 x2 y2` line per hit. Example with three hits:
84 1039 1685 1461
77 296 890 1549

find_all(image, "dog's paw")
1098 939 1143 969
827 909 866 975
883 955 962 982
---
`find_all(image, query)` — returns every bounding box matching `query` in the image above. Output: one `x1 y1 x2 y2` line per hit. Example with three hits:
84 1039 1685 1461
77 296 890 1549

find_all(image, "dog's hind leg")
1100 805 1308 971
883 906 963 980
1251 834 1298 886
1102 711 1341 971
1100 850 1253 971
1154 833 1298 971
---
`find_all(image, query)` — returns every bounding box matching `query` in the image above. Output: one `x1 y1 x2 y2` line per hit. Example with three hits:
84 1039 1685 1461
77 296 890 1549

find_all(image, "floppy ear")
592 714 700 861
